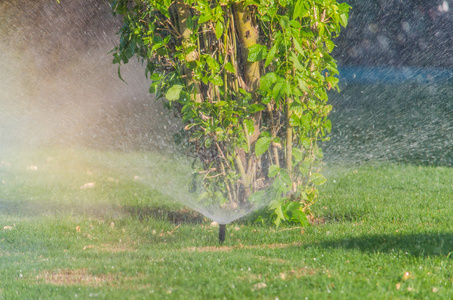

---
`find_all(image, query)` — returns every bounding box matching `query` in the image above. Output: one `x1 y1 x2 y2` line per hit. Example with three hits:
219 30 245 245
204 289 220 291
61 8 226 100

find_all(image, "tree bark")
176 1 203 103
232 3 260 92
232 3 262 200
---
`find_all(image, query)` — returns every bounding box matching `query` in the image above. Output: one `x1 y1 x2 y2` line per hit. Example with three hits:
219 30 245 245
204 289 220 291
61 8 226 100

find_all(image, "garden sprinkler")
219 224 226 243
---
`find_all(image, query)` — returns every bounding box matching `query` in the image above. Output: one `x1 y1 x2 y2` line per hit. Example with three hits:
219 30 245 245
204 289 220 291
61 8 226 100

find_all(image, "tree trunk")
232 3 261 199
176 1 203 103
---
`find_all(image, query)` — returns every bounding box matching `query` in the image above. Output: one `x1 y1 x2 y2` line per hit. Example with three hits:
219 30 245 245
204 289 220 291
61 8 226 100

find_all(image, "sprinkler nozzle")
219 224 226 243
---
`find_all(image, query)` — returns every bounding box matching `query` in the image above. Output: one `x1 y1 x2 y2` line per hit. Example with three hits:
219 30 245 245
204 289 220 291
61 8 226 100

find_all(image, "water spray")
219 224 226 243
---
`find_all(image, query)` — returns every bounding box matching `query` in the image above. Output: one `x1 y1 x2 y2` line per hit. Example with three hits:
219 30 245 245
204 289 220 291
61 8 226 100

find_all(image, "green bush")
111 0 349 226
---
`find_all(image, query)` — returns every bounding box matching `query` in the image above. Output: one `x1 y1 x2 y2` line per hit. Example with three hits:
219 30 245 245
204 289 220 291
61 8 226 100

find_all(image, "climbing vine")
111 0 349 226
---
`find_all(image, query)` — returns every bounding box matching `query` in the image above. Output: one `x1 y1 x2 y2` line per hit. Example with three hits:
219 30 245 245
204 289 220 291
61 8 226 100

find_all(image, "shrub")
111 0 349 226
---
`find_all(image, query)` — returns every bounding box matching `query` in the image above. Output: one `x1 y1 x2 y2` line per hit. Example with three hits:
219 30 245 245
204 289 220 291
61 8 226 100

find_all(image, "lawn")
324 82 453 166
1 147 453 299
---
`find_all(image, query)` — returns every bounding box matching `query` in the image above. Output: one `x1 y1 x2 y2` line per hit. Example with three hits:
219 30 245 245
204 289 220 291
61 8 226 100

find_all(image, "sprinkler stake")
219 224 226 243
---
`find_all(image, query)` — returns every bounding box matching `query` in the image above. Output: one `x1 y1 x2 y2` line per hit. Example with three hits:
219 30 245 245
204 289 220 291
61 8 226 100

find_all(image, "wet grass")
1 148 453 299
324 82 453 166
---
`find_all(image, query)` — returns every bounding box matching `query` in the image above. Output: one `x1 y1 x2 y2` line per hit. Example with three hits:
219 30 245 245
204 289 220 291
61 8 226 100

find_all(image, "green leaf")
268 165 280 178
325 39 335 52
166 85 184 101
187 14 194 30
112 53 121 64
224 62 235 73
280 169 292 188
150 73 162 81
299 158 311 175
339 13 348 27
325 119 332 133
314 146 324 159
244 119 254 136
260 72 277 91
215 21 224 40
247 44 268 62
300 28 314 37
311 173 327 185
272 176 289 194
300 191 308 200
293 0 307 19
298 78 308 92
300 113 312 129
300 137 311 149
318 23 325 37
272 82 284 100
326 76 339 86
205 56 219 72
209 76 224 86
265 44 277 67
289 114 301 127
239 88 249 96
282 82 292 97
255 136 272 157
254 215 264 225
245 0 260 5
290 20 301 29
293 38 305 56
117 66 127 83
274 204 285 227
249 104 265 113
292 148 303 162
151 42 164 51
260 131 271 138
291 207 309 226
155 3 169 18
290 52 304 71
215 101 227 107
339 2 351 12
198 13 212 23
279 15 290 29
262 95 272 104
126 39 136 58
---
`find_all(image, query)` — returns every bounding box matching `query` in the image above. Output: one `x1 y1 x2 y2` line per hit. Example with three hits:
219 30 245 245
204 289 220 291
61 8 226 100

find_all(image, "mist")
2 0 452 224
0 0 177 152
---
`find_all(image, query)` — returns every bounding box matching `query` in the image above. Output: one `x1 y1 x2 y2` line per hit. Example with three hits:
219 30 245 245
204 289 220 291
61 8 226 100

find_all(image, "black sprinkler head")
219 224 226 243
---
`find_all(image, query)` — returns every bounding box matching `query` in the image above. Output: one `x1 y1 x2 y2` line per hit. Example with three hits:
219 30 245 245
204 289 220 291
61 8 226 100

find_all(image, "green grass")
325 82 453 166
1 147 453 299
